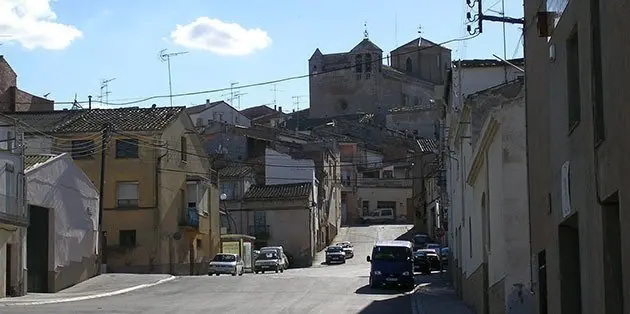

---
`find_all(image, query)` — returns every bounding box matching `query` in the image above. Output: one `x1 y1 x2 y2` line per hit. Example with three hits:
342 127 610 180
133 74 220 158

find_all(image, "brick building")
0 56 54 112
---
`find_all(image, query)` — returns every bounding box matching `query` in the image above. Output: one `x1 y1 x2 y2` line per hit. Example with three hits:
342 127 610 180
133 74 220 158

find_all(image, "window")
116 182 139 208
355 55 363 73
566 28 581 131
196 238 202 249
405 57 413 73
382 170 393 178
71 140 95 159
119 230 136 247
180 136 187 162
364 54 372 72
115 139 139 158
5 164 14 213
187 182 204 212
591 0 605 143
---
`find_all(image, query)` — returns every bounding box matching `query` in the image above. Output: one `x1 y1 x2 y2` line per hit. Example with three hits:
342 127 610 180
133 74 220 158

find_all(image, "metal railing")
357 177 412 188
0 193 27 226
179 206 199 228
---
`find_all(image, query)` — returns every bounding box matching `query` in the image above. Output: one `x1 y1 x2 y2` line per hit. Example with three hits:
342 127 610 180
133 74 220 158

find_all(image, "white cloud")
0 0 82 50
170 17 271 56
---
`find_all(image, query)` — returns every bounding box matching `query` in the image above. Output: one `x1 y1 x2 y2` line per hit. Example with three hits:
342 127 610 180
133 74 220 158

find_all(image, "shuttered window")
116 182 139 208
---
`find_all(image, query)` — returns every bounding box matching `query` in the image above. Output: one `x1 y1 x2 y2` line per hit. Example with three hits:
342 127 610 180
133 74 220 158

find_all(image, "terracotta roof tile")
219 166 254 178
6 110 83 132
244 182 312 200
24 154 57 170
54 107 184 133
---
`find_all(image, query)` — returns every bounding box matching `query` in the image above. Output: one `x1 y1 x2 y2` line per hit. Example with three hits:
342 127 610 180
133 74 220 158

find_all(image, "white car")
325 245 347 264
208 253 244 276
337 241 354 258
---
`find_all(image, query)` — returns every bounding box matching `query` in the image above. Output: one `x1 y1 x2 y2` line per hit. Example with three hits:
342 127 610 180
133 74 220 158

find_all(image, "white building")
0 116 27 298
465 79 532 313
186 100 251 128
24 153 100 292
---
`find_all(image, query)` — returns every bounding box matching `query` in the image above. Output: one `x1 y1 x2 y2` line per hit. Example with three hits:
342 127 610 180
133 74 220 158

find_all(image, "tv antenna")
159 48 188 107
99 78 116 105
270 84 283 105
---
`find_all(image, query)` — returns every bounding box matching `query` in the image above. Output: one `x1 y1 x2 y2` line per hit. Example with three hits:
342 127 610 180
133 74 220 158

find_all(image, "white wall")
487 127 505 286
265 148 315 186
452 66 523 110
189 102 251 128
25 153 99 270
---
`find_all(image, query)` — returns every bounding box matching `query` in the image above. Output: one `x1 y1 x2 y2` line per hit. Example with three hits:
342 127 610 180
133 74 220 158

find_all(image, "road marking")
2 276 176 306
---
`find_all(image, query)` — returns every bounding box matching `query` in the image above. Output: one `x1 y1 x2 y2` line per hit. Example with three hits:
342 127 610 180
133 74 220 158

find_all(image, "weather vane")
364 21 369 39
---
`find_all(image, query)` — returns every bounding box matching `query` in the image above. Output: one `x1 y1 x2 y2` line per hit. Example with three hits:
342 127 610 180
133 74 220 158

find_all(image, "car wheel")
232 273 236 276
280 268 284 273
370 278 379 289
208 273 213 276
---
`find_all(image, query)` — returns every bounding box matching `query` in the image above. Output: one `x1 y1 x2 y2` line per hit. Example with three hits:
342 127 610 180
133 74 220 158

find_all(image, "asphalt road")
2 224 415 314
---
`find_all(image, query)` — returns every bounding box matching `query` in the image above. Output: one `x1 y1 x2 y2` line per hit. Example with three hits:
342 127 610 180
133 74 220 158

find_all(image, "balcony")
179 207 199 228
357 177 412 188
248 224 270 240
0 193 28 227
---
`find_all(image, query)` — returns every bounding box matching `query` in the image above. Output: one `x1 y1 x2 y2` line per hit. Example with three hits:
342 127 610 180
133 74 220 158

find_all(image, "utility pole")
465 0 524 35
159 49 189 107
98 123 111 274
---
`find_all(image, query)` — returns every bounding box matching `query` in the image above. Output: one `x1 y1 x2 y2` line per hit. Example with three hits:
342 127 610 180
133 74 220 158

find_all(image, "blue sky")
0 0 524 112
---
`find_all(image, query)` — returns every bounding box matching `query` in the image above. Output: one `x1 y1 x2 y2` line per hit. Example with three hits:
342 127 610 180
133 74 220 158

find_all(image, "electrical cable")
5 34 481 107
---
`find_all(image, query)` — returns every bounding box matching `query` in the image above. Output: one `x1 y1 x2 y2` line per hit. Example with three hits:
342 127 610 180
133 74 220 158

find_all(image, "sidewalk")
0 274 175 306
411 273 473 314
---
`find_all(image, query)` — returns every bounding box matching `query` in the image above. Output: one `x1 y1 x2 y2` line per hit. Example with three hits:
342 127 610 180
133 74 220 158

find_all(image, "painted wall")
189 102 251 128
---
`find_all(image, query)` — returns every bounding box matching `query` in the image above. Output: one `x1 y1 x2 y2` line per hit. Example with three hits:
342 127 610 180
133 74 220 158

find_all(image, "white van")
259 246 288 270
362 208 395 224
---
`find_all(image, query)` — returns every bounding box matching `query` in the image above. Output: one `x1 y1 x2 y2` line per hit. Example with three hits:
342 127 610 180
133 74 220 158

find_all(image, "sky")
0 0 524 112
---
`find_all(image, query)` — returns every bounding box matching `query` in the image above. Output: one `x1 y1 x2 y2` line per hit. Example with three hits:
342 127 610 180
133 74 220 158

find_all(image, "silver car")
208 253 244 276
254 250 284 274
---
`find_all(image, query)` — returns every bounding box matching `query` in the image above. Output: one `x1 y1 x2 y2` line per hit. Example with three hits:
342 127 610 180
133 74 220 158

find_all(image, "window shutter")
117 183 138 199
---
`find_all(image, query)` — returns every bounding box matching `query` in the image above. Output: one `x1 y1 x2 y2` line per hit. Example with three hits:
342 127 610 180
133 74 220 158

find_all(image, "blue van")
366 240 415 290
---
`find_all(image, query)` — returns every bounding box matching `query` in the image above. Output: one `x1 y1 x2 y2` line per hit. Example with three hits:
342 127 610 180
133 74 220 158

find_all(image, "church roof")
350 38 383 53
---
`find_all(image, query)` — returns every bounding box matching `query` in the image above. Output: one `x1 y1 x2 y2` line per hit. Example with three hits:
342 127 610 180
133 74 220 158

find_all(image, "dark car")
413 251 431 274
440 247 449 268
412 234 433 251
367 240 415 290
417 249 441 271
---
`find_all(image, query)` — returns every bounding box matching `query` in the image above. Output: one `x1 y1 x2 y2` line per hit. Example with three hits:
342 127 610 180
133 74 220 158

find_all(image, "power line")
6 34 480 107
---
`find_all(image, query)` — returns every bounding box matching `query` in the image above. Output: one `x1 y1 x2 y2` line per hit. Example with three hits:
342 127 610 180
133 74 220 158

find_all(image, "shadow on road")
354 285 408 295
357 294 411 314
395 228 421 241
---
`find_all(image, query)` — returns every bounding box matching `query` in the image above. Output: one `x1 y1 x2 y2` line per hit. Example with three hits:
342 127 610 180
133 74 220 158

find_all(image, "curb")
3 276 176 306
409 283 431 314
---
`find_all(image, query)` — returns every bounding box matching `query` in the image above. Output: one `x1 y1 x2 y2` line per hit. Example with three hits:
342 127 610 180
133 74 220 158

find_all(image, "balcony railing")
179 207 199 228
248 224 270 240
357 177 412 188
0 193 28 226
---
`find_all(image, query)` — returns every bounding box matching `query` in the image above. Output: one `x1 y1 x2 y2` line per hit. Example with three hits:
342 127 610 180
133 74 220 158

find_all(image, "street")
2 225 419 314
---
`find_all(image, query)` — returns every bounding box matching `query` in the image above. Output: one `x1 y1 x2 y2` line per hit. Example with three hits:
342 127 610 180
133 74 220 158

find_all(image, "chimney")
278 106 282 113
206 99 210 105
274 105 277 111
152 104 157 108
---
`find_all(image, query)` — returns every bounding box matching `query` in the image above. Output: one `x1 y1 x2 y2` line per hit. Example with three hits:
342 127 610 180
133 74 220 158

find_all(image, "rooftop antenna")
292 95 307 132
233 91 248 110
71 93 83 110
221 82 240 104
270 84 283 105
159 48 189 107
363 21 369 39
417 25 423 46
99 78 116 105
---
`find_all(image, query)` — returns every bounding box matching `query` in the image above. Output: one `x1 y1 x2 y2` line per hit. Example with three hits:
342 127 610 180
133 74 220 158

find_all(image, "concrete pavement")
411 273 473 314
1 224 425 313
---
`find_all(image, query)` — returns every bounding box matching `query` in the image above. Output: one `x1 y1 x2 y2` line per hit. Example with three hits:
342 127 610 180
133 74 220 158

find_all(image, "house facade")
218 166 256 235
524 0 630 312
24 153 100 293
11 107 221 275
238 182 316 267
0 117 27 298
187 100 250 128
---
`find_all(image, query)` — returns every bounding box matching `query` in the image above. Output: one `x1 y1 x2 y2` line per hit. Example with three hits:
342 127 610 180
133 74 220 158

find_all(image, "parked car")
254 250 284 274
413 251 431 274
208 253 244 276
412 234 432 250
337 241 354 258
440 247 449 268
362 208 395 224
425 243 441 255
416 249 441 271
260 246 289 270
325 245 346 264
